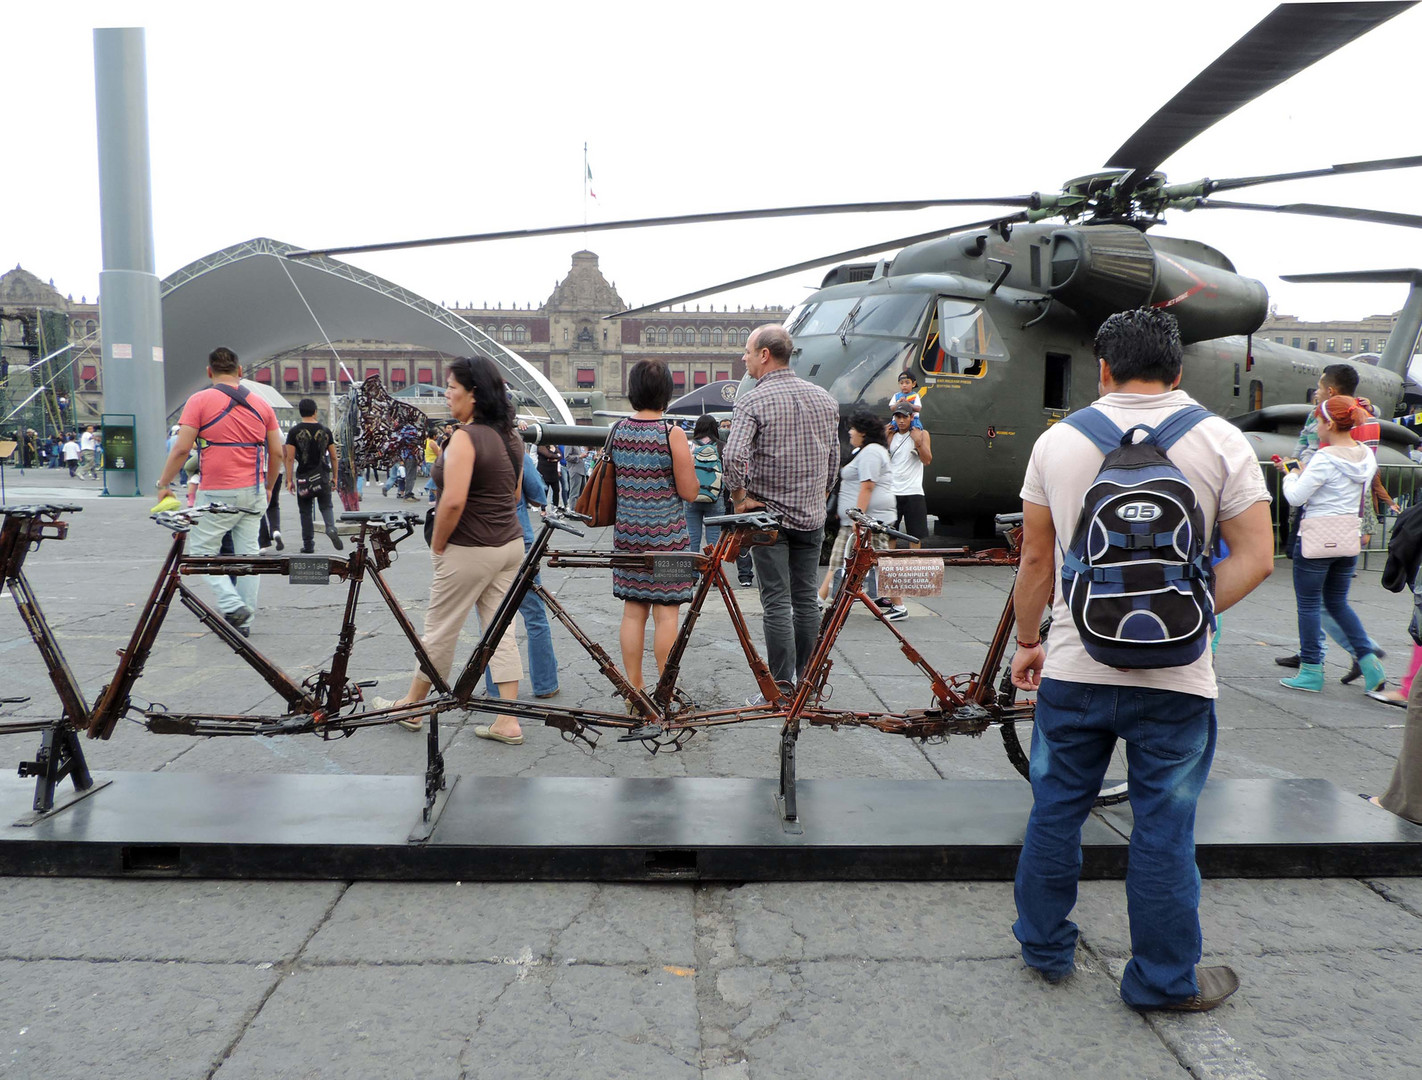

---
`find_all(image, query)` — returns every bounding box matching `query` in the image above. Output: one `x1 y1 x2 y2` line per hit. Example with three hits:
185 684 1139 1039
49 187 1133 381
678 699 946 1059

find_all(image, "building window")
656 327 668 345
1342 339 1353 353
1273 337 1283 344
1378 336 1388 352
645 328 656 346
85 320 97 336
700 328 711 346
72 320 83 335
714 370 730 381
1308 339 1318 352
712 327 723 346
672 328 684 346
672 370 686 387
1325 338 1336 352
1291 337 1301 349
487 325 498 338
514 325 527 344
390 369 407 385
417 368 434 384
693 370 709 387
576 367 596 389
80 364 98 389
311 366 327 390
1361 338 1371 352
501 325 514 343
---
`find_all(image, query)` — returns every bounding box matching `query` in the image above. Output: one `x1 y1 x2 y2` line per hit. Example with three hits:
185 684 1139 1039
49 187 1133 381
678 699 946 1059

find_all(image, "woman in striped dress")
612 359 701 696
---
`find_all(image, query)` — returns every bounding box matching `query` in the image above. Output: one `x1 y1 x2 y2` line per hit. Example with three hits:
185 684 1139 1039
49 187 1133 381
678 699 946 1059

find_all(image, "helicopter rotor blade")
288 197 1037 260
1106 2 1417 189
1203 154 1422 195
1188 198 1422 231
608 214 1029 320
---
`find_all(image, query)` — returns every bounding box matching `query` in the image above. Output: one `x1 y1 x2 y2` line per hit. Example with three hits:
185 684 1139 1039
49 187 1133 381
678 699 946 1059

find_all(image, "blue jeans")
1292 542 1375 665
187 485 267 623
750 525 823 686
683 500 722 553
1013 678 1216 1007
483 571 558 697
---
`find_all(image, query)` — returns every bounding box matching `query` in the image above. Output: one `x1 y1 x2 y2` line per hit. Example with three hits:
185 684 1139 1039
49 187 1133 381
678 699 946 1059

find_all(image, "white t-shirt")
62 440 79 461
1020 390 1271 699
837 443 896 524
888 431 924 496
79 431 96 452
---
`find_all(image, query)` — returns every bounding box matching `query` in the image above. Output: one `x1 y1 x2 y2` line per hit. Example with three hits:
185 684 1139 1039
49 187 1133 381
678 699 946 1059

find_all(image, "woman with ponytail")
1275 395 1387 694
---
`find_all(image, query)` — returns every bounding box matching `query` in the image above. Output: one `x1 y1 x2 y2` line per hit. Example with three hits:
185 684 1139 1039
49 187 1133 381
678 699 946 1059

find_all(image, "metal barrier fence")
1266 460 1422 571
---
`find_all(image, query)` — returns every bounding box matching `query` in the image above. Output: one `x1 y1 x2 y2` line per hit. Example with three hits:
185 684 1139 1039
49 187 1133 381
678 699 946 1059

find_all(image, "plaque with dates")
287 556 331 585
650 554 698 582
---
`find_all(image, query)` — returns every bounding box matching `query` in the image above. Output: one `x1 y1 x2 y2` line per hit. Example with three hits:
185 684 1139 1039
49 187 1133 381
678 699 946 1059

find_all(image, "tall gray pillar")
94 27 166 493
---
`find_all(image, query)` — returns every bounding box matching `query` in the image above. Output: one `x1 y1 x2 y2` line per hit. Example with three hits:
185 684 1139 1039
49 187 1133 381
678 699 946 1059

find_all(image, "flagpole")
583 141 588 228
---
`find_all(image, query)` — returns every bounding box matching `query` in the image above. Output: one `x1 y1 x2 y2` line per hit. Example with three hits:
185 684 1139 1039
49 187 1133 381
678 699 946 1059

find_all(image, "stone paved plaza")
2 472 1420 1079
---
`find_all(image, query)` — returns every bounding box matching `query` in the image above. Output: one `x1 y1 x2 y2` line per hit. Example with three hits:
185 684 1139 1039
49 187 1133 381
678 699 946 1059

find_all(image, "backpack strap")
1059 409 1125 454
1144 404 1213 451
196 384 268 485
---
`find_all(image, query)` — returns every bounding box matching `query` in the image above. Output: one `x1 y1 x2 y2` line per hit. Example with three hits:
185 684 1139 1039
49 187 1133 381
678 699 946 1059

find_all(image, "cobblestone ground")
2 477 1419 1079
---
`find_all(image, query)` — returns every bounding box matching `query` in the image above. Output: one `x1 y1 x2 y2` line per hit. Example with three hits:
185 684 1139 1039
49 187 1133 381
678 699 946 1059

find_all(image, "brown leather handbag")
574 421 620 527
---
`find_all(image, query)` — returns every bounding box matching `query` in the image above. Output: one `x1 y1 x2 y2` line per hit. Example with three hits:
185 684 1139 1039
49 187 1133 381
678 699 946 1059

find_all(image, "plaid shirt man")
723 367 839 530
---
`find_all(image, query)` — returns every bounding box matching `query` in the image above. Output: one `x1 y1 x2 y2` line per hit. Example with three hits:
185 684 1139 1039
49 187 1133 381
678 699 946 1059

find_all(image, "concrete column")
94 27 167 494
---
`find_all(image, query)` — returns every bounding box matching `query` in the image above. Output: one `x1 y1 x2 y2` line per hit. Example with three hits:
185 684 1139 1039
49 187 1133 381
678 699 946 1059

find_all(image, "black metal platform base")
3 772 1419 881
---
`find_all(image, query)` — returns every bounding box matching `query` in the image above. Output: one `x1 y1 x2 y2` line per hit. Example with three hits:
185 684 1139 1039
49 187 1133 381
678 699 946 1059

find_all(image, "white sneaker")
885 605 909 621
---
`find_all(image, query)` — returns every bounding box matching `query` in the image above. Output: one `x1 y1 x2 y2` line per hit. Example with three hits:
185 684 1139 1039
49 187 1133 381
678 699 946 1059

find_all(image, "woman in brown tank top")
370 356 527 742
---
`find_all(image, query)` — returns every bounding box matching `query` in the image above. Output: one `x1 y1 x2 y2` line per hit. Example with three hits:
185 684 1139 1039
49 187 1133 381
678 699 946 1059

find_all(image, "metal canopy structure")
159 238 572 423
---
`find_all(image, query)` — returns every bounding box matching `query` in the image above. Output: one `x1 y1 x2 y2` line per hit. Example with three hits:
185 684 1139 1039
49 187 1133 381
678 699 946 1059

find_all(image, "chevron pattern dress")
611 417 693 603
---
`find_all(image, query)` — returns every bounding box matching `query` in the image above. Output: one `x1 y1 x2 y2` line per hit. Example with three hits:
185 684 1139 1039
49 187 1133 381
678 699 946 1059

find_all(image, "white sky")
4 0 1420 324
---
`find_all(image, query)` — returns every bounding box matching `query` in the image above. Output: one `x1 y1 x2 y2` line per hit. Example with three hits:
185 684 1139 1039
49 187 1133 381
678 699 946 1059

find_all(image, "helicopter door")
920 299 1008 380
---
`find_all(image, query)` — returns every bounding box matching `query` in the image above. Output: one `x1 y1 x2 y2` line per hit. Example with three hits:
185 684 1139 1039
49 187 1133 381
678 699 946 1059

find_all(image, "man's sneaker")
874 596 895 609
738 578 754 588
885 604 909 621
272 530 284 552
1139 965 1241 1013
327 527 345 551
1274 653 1301 669
745 692 769 707
223 605 253 638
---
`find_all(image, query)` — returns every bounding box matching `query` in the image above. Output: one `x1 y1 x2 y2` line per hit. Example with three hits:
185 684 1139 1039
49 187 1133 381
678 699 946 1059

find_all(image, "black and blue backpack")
1059 404 1215 669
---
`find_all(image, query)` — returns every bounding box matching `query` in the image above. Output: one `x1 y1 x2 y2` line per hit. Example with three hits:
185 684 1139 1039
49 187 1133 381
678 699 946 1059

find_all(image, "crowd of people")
150 314 1422 1017
4 425 103 478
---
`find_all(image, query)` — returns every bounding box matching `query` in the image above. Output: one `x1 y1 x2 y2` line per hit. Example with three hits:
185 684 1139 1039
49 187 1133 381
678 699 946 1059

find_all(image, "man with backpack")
1008 308 1274 1012
284 397 345 554
155 346 284 637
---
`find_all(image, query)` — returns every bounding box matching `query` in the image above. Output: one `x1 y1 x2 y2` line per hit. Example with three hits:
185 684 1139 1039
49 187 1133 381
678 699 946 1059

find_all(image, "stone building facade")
0 266 103 424
1256 310 1414 360
273 251 785 413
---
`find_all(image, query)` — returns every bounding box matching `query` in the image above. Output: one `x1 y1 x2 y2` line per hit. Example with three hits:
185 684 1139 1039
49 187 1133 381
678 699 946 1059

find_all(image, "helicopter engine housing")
1048 226 1268 344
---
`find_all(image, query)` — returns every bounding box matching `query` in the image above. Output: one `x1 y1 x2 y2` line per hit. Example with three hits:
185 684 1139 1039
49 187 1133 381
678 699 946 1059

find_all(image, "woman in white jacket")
1276 394 1385 693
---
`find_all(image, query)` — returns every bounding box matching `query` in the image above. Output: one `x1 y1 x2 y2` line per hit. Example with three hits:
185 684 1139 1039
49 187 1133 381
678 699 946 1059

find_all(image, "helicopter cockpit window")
922 300 1008 378
842 293 933 338
788 297 858 338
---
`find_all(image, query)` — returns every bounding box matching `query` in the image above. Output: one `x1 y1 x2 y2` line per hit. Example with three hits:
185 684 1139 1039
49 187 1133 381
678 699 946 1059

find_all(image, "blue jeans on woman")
1292 540 1374 665
684 500 722 552
1013 678 1216 1007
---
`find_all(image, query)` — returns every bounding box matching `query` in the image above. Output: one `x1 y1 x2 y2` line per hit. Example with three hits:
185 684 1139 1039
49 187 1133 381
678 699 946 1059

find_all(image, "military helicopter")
294 2 1422 536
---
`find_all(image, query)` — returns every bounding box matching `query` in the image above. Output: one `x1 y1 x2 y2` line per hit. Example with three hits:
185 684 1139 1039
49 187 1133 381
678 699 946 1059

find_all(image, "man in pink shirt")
155 347 284 636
